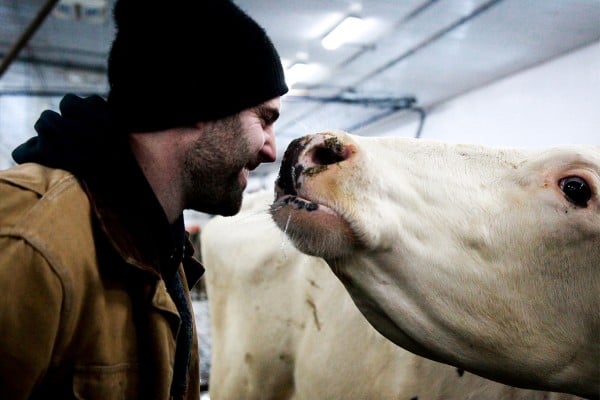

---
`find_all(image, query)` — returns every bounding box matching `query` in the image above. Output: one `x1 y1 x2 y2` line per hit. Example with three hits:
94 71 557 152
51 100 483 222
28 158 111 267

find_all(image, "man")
0 0 287 399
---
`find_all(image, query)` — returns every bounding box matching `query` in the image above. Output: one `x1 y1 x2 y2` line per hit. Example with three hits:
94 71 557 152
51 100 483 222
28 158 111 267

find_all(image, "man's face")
182 97 281 216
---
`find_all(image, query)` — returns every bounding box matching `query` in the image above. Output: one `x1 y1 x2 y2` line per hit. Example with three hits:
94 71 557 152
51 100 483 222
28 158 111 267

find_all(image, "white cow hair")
270 132 599 399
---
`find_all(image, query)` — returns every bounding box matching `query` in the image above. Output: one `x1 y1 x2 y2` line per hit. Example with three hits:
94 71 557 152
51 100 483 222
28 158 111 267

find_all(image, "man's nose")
259 129 277 163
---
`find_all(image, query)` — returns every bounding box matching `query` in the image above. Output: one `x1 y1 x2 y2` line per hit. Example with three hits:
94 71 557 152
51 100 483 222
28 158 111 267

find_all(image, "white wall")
359 41 600 147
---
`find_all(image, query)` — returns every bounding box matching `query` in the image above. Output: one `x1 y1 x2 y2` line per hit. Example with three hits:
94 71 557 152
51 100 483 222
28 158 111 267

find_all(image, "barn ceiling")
1 0 599 177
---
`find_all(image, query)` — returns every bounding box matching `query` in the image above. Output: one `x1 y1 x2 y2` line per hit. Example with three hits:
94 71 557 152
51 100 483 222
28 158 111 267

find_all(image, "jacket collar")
81 147 204 287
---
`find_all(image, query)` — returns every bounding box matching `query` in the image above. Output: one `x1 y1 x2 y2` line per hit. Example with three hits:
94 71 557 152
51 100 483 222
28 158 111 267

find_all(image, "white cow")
202 191 583 400
270 131 600 399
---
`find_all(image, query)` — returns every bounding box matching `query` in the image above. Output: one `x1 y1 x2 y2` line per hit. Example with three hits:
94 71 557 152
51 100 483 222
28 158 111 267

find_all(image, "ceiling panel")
354 0 600 106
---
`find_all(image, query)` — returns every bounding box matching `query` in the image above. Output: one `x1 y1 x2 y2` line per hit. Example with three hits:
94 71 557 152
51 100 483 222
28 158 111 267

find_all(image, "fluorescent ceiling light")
321 16 368 50
285 62 315 87
54 0 108 23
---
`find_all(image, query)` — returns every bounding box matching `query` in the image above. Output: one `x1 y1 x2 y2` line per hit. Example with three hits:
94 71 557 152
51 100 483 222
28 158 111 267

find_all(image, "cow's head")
270 130 600 398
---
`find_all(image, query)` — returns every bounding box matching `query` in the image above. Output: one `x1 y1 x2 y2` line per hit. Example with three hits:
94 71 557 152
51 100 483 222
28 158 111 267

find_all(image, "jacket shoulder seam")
0 229 71 317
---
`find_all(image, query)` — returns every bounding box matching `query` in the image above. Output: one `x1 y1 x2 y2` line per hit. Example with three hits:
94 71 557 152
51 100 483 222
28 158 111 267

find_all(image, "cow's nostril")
311 144 347 166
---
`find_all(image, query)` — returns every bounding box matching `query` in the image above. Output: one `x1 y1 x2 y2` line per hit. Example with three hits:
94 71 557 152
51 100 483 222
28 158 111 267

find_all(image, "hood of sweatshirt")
12 93 128 175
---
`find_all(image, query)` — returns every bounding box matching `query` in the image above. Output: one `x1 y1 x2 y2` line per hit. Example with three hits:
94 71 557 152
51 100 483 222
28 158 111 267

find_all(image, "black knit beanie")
107 0 288 132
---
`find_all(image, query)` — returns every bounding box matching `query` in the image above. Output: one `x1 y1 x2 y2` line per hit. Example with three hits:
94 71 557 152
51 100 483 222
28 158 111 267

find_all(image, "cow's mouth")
269 133 360 258
270 187 357 260
275 194 319 211
272 192 339 216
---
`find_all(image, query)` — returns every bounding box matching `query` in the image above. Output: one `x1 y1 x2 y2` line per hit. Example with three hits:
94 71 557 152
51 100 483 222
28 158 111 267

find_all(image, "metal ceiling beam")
279 0 504 135
285 94 417 109
0 54 107 74
354 0 504 86
0 0 61 79
0 90 101 97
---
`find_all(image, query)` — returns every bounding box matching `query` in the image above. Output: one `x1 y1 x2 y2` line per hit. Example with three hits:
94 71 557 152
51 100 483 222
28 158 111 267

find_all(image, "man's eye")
256 106 279 127
261 115 275 127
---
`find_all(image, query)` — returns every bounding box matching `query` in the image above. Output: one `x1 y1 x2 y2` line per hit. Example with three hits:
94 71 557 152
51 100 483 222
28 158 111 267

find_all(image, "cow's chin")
270 194 355 260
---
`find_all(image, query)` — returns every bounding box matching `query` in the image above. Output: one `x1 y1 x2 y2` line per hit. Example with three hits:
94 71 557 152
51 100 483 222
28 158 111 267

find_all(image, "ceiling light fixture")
285 62 315 88
53 0 108 24
321 16 368 50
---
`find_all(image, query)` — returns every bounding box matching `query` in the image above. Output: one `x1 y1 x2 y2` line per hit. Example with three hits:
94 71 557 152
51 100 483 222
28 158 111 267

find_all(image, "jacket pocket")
73 363 139 400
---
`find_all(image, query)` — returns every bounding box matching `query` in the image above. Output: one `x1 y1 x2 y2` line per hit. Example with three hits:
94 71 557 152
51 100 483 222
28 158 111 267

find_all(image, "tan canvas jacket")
0 163 203 400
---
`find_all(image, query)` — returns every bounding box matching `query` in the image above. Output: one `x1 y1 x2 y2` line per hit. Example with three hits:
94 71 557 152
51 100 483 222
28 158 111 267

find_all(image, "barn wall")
358 40 600 147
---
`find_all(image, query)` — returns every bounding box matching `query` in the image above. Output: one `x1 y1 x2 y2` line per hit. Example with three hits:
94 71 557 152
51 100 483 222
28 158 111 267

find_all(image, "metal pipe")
0 90 100 97
0 54 107 74
0 0 61 79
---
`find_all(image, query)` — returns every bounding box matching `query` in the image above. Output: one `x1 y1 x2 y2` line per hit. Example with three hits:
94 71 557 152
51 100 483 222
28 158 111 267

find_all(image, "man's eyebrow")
256 105 280 123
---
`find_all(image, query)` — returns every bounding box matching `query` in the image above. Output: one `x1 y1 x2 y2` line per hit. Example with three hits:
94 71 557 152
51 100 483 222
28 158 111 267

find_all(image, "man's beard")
189 169 245 216
182 115 250 216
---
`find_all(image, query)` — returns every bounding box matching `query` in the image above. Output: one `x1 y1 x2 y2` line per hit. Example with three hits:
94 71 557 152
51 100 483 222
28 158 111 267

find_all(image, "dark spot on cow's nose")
305 202 318 211
312 146 345 165
276 137 308 195
310 138 348 166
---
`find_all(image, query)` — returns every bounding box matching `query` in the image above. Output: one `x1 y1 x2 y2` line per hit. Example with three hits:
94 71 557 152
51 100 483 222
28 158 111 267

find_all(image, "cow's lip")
271 189 362 259
272 193 339 216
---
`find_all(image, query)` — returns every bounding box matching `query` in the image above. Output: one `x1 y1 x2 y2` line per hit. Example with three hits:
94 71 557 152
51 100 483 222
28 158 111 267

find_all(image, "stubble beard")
182 115 250 216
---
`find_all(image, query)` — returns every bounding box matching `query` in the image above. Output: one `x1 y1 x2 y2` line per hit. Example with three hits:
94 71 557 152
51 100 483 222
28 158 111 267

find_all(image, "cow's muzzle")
275 133 352 197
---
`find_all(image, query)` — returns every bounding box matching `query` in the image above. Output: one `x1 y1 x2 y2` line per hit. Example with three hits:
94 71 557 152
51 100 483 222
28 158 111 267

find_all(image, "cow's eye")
559 176 592 207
